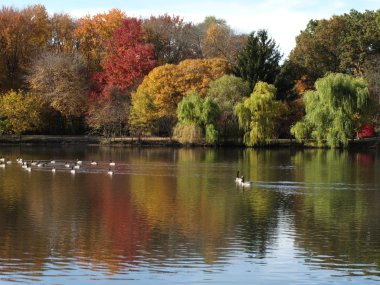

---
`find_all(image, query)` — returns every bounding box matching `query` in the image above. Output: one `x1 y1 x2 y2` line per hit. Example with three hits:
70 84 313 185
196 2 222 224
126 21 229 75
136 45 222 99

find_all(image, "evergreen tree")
235 30 282 91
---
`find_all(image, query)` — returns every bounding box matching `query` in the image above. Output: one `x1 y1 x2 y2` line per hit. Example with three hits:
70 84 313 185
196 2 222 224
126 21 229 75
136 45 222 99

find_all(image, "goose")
52 167 56 173
107 169 114 176
16 157 23 164
22 162 27 169
31 161 37 166
90 160 98 166
50 160 56 164
6 159 12 164
109 160 116 166
74 164 81 169
0 157 5 162
26 164 32 172
235 171 243 183
240 176 251 187
64 162 70 168
70 167 76 174
76 159 82 165
37 162 45 167
0 163 5 168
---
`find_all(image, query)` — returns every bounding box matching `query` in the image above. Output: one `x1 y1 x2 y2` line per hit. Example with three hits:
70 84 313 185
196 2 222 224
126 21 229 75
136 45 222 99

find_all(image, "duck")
51 167 56 173
90 160 98 166
74 164 81 169
64 162 70 168
0 163 5 168
70 167 76 174
76 159 82 165
50 160 56 164
26 164 32 172
0 157 5 163
107 169 114 176
6 159 12 164
109 160 116 166
16 157 22 163
31 161 38 166
235 171 243 183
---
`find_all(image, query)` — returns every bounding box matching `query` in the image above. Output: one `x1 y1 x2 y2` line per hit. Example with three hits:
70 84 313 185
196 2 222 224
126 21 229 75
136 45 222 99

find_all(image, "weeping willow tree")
291 73 369 147
174 91 220 144
234 81 284 146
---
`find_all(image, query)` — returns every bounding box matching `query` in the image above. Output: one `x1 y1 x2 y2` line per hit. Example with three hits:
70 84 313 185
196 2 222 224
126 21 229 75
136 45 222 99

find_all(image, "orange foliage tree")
130 58 231 135
0 5 50 90
73 9 126 76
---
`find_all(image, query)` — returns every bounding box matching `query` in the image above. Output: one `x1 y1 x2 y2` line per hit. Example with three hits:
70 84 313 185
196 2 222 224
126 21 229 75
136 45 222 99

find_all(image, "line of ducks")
0 157 116 176
235 170 252 187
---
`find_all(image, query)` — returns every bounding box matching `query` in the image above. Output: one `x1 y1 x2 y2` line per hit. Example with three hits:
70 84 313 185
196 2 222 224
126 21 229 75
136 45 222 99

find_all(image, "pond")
0 146 379 284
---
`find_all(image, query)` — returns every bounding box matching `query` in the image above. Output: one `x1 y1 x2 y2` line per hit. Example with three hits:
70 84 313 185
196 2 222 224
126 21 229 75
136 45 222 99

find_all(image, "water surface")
0 146 379 284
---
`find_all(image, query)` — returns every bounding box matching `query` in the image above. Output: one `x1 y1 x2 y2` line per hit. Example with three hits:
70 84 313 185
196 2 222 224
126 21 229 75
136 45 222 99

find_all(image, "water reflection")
0 146 380 284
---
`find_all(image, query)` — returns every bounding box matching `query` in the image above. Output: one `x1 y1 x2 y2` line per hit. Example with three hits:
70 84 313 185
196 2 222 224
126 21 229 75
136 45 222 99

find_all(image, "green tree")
0 90 43 135
207 74 250 139
174 91 220 144
289 10 380 85
234 82 284 146
291 73 370 148
235 30 281 91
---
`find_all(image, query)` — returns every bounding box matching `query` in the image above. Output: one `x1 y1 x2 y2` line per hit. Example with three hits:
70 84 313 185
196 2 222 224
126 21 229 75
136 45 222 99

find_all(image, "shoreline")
0 135 378 149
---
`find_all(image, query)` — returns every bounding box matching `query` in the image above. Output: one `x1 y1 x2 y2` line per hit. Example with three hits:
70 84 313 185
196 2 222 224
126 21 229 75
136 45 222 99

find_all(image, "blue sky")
7 0 380 57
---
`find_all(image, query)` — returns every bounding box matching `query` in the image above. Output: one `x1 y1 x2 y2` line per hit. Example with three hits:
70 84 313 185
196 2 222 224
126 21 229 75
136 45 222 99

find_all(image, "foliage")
289 10 380 85
87 89 130 136
28 52 88 118
207 74 250 139
174 92 220 144
142 14 201 65
73 9 126 75
0 5 50 91
95 17 156 95
291 73 370 147
131 58 230 134
234 82 284 146
49 13 77 53
0 90 43 135
198 16 247 65
235 30 282 91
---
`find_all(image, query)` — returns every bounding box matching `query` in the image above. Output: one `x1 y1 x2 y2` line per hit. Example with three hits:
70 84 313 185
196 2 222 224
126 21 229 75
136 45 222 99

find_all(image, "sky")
7 0 380 57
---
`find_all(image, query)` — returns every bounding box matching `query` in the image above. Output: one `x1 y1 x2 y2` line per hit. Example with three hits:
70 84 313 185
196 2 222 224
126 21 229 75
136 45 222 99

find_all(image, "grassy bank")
0 135 377 148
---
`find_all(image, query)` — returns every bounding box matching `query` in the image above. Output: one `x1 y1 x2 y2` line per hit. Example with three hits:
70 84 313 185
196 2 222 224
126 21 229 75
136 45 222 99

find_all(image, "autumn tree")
88 18 156 135
73 9 126 75
130 58 230 135
207 75 250 139
235 30 281 91
0 90 43 135
0 5 50 91
28 52 88 132
95 18 156 94
49 13 78 53
291 73 370 148
142 14 201 64
199 16 247 65
234 82 284 146
174 91 220 144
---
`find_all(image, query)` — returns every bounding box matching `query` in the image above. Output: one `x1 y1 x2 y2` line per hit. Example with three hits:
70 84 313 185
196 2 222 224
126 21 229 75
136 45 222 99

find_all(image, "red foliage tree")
95 18 156 97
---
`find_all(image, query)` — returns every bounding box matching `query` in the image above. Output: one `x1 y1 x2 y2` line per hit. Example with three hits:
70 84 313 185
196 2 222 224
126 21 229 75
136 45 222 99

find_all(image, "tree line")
0 5 379 147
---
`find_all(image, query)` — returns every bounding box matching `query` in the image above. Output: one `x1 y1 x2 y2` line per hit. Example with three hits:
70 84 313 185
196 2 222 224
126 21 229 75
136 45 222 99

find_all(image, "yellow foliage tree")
130 58 230 135
0 90 43 135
